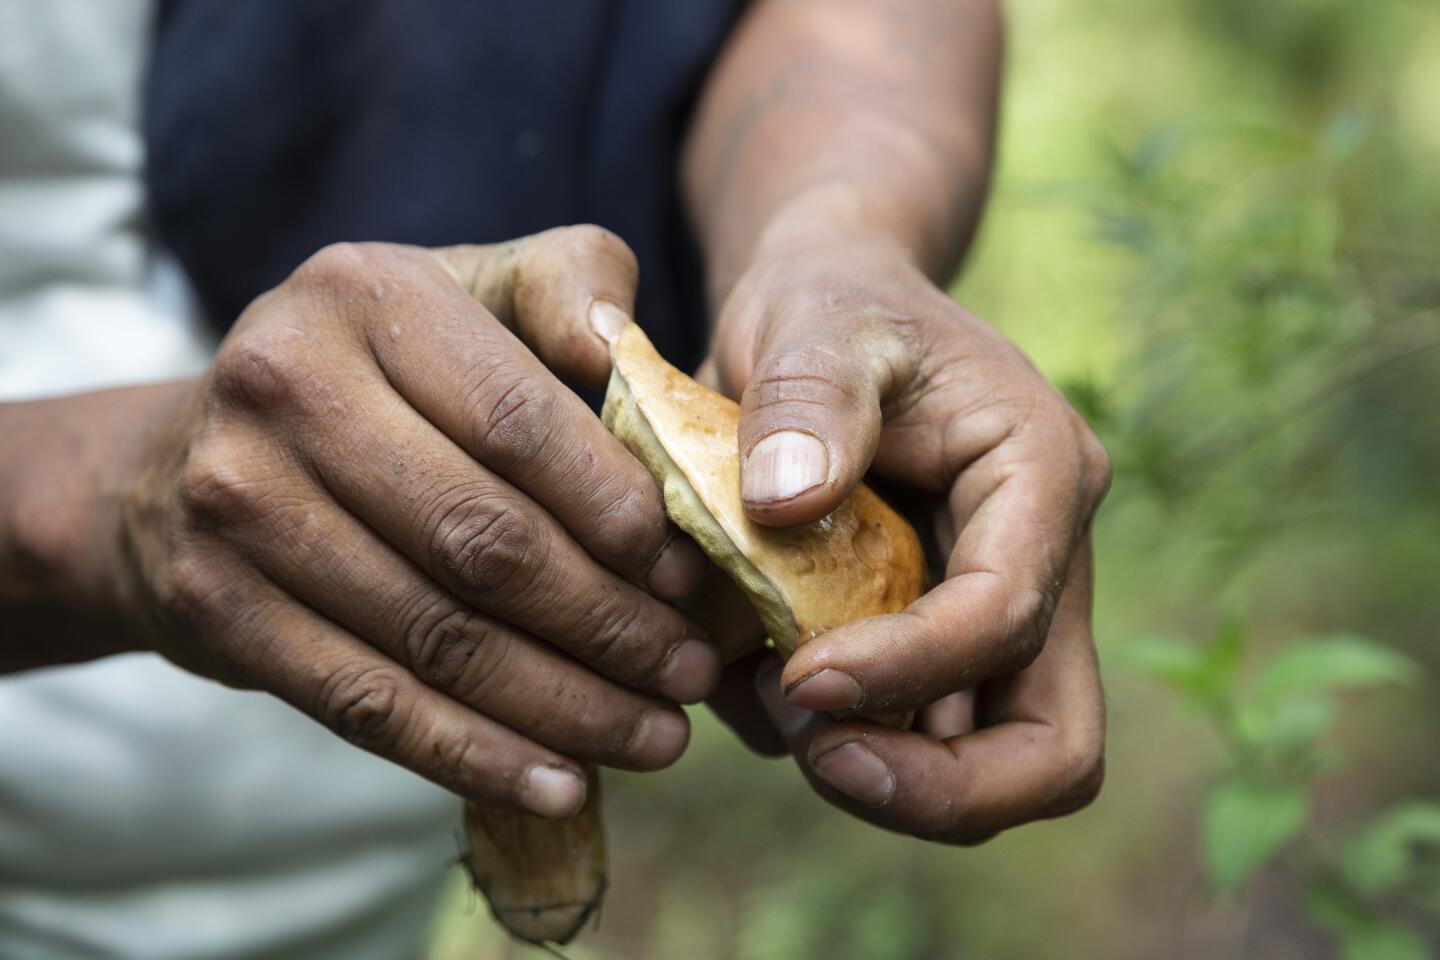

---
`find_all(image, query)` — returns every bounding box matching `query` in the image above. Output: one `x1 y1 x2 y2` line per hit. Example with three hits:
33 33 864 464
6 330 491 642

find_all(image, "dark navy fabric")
144 1 748 372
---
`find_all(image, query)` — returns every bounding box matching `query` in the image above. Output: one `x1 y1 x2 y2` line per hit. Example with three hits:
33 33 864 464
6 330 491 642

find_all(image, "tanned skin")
0 0 1107 842
684 0 1109 842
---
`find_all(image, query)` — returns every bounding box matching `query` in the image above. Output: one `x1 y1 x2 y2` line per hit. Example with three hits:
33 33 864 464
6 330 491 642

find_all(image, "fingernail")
812 741 895 807
521 766 586 818
588 299 630 344
786 668 862 711
657 638 721 703
646 536 705 603
743 431 828 504
627 709 690 769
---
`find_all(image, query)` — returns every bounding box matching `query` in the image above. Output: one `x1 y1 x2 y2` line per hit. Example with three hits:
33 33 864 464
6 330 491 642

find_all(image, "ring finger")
208 465 692 771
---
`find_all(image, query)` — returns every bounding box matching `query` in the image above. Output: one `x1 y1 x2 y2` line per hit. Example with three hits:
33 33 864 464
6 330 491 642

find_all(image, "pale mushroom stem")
463 765 606 947
466 324 922 946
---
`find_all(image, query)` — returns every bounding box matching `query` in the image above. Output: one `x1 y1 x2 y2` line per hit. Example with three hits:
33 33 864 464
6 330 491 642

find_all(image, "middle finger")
194 443 694 770
261 373 719 703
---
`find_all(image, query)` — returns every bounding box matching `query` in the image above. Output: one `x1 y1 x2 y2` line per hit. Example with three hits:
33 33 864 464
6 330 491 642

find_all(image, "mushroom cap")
602 323 926 660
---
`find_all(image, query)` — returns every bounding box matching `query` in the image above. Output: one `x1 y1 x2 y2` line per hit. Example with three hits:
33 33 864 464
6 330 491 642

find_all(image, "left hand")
701 233 1111 844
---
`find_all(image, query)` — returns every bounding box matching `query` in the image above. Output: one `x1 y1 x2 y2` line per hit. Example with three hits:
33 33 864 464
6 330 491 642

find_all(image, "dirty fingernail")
813 741 894 807
657 638 721 703
647 536 705 603
628 709 691 769
786 668 862 711
521 766 587 818
589 299 630 344
743 431 828 504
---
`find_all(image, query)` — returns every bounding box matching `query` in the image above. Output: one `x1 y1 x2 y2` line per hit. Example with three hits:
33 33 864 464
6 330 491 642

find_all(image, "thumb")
737 323 891 527
432 224 639 389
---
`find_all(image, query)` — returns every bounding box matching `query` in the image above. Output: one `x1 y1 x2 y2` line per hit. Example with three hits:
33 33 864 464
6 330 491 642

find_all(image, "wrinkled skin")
701 234 1111 844
6 222 1107 844
113 228 718 819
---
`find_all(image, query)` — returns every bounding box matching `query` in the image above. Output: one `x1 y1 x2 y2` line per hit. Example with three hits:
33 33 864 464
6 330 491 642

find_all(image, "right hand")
117 227 716 818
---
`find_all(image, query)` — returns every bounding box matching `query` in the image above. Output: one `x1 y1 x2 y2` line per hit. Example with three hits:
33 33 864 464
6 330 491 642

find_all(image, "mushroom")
465 322 925 947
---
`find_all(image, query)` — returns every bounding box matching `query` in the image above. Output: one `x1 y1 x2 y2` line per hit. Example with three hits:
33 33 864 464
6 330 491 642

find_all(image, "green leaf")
1255 635 1422 705
1342 802 1440 897
1113 620 1250 707
1336 921 1428 960
842 885 927 960
1204 778 1309 894
1110 636 1238 716
1413 876 1440 915
1340 925 1433 960
1110 636 1208 688
1209 615 1247 684
1236 697 1335 752
1304 883 1431 960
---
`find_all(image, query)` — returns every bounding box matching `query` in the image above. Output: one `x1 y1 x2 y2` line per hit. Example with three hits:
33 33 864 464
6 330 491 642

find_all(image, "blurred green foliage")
432 0 1440 956
1117 623 1435 956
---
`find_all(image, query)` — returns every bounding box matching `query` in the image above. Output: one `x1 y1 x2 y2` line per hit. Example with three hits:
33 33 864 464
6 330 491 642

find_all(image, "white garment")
0 3 460 958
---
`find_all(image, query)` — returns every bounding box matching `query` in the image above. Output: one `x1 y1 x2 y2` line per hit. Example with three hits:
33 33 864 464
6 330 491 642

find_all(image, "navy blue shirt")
145 1 748 372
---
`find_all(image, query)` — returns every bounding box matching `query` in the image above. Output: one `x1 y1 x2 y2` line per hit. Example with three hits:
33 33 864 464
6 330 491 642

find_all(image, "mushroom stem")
463 765 606 947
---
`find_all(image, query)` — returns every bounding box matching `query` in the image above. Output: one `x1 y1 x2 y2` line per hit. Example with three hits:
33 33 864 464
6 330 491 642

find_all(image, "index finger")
761 540 1105 843
433 224 638 389
781 401 1108 713
312 241 704 604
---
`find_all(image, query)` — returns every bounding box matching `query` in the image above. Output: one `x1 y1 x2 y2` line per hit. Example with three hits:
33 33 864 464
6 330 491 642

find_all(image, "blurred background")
432 0 1440 957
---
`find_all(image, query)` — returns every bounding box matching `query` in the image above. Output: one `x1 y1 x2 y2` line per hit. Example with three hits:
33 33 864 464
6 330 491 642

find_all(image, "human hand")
702 233 1110 843
115 227 716 818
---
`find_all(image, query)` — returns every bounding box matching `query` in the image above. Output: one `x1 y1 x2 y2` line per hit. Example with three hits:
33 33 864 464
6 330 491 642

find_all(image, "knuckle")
317 663 405 751
1069 755 1106 812
294 241 389 296
1055 733 1106 814
470 376 557 470
212 330 326 415
581 482 665 571
576 592 646 673
178 447 260 526
1003 583 1055 670
157 551 236 629
746 348 859 418
450 623 515 702
432 495 544 597
429 733 475 795
552 224 638 277
403 601 483 691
